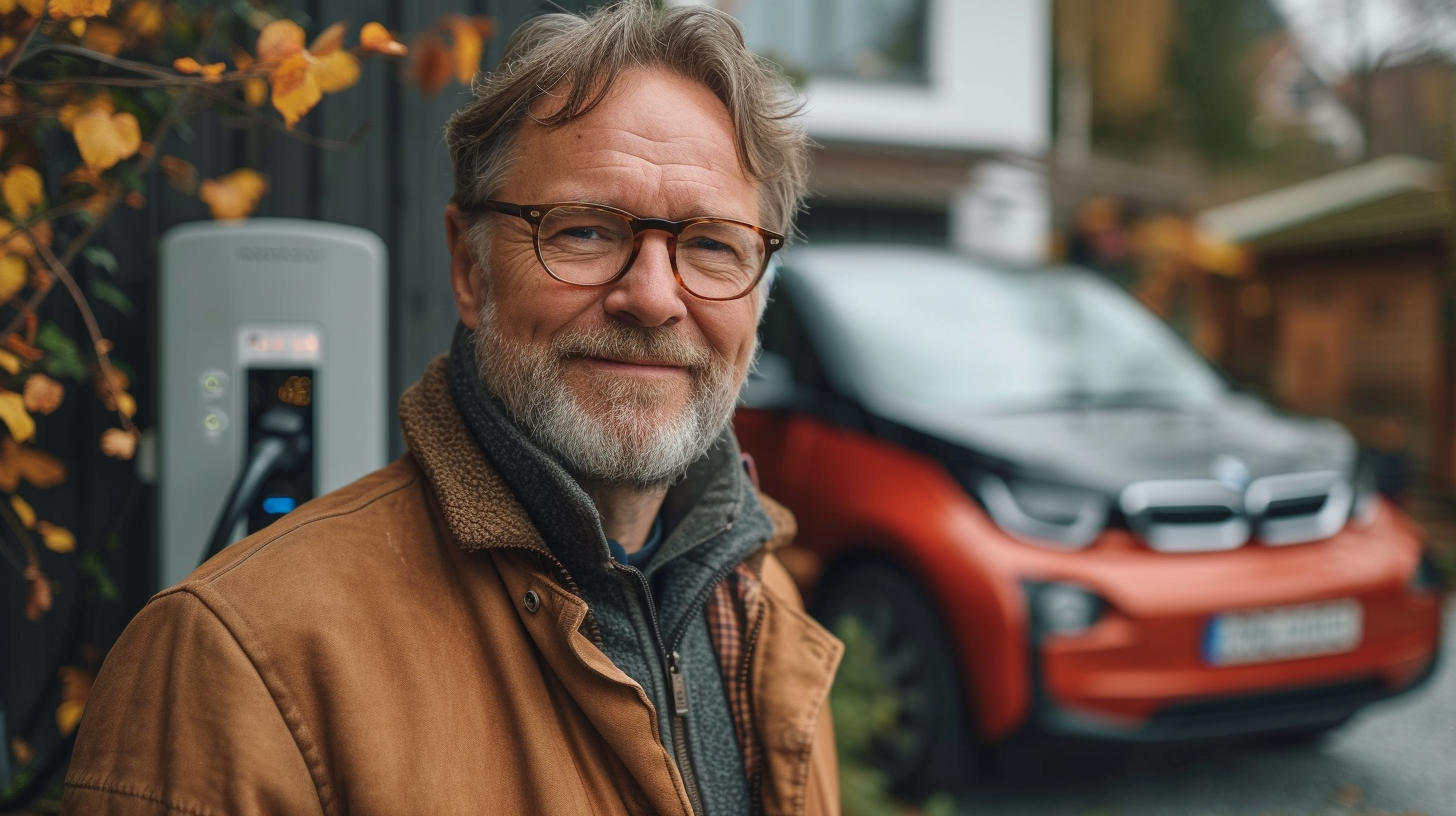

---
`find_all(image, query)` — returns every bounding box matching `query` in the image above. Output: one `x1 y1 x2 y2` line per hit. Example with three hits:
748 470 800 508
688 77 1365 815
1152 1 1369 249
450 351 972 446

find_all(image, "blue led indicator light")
262 497 297 514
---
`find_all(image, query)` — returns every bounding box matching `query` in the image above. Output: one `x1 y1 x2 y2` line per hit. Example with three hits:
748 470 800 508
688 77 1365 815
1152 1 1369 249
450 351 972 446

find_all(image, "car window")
792 255 1226 413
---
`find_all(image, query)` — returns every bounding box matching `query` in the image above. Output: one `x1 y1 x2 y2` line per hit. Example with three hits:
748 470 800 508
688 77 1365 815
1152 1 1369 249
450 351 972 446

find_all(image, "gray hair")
444 1 811 243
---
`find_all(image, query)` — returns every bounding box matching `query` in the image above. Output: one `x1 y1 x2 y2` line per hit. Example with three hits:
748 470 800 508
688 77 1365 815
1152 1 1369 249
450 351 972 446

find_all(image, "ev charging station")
159 219 388 588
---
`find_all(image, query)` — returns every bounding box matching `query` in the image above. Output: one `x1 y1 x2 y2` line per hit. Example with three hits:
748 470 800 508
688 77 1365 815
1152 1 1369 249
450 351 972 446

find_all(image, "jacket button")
523 589 541 613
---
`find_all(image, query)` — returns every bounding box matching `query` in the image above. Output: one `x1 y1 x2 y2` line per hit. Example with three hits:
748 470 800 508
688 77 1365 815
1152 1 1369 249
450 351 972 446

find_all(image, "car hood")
871 392 1357 496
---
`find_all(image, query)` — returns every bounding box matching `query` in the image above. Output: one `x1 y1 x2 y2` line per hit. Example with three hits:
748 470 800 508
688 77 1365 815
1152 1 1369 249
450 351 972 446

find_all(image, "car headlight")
978 473 1108 549
1025 581 1105 636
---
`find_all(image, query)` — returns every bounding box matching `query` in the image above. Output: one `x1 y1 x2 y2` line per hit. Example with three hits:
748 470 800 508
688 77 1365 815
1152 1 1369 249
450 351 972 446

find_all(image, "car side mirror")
740 351 797 409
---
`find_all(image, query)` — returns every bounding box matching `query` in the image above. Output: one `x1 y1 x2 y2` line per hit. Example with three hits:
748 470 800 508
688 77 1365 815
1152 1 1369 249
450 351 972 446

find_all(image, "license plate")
1204 600 1362 666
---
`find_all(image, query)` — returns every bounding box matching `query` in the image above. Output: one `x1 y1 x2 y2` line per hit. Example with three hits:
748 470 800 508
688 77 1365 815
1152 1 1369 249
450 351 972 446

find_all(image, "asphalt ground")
955 596 1456 816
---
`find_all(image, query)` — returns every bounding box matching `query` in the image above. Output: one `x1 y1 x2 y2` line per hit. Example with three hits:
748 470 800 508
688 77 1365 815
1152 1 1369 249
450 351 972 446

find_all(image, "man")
62 2 842 815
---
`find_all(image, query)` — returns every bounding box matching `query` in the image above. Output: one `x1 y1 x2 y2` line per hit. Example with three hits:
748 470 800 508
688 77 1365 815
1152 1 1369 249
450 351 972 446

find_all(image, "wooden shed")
1199 156 1451 485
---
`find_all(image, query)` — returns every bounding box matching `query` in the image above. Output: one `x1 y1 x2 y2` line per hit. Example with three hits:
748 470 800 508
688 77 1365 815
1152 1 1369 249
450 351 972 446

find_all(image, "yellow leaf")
257 18 306 65
56 700 83 735
244 78 268 108
81 21 125 55
0 437 66 491
269 53 320 128
24 374 63 415
0 391 35 442
121 0 163 40
360 22 407 56
58 93 113 131
199 168 268 220
10 736 33 766
0 255 27 301
10 494 35 528
0 349 21 375
115 390 135 418
57 666 94 734
21 0 44 15
73 110 142 171
3 166 44 220
38 521 75 553
309 21 347 56
448 16 483 85
311 50 359 94
49 0 109 19
0 36 14 62
68 18 86 37
100 427 137 460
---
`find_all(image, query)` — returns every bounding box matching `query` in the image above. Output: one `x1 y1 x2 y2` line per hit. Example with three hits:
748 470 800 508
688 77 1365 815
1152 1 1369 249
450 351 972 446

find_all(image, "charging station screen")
246 368 316 533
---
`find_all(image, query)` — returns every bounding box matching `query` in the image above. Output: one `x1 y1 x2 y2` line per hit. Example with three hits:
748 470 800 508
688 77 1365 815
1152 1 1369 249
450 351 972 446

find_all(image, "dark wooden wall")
1 0 588 803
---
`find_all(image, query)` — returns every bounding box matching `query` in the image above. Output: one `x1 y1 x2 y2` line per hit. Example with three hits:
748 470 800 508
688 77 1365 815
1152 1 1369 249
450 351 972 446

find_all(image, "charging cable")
202 408 310 564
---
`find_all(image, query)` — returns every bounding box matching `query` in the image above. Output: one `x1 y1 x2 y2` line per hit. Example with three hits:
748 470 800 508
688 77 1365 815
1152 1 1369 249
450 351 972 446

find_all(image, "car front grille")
1120 470 1352 553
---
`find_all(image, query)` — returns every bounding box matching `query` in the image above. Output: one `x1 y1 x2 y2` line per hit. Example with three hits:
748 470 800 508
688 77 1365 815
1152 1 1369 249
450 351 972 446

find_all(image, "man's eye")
559 226 606 241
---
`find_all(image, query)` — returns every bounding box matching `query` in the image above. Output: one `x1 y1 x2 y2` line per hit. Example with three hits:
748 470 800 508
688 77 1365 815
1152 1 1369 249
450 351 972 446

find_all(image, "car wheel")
813 560 976 797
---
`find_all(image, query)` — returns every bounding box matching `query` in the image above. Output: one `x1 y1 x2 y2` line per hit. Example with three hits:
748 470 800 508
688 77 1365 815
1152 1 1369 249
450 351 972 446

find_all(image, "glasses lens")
536 206 633 285
676 221 765 299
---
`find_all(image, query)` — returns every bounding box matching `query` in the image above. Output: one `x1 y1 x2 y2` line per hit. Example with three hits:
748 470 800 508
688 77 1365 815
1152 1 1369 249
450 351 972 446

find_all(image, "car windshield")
794 252 1227 413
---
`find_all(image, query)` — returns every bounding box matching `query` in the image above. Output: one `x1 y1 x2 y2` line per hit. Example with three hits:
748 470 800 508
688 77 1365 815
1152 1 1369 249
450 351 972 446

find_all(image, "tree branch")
0 3 47 81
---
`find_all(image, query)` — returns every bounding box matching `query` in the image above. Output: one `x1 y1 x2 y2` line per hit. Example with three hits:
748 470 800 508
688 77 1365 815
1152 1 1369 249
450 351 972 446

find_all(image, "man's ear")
445 203 485 329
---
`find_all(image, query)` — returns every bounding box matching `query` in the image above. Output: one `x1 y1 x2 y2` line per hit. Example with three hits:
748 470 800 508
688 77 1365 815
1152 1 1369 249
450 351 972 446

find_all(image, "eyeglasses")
474 200 785 301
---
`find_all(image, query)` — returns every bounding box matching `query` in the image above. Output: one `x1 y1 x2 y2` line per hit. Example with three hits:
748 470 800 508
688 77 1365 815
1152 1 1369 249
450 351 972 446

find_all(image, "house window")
731 0 930 84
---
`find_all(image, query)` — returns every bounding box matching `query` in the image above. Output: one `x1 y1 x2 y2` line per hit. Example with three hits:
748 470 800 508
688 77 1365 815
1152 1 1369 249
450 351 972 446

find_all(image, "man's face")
446 68 764 486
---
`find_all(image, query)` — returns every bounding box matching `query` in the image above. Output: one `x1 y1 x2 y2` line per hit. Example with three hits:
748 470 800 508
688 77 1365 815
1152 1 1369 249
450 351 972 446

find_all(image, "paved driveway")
956 597 1455 816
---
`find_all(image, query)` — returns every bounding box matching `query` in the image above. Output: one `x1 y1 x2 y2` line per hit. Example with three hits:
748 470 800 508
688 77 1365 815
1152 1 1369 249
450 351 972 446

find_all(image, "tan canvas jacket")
62 359 843 816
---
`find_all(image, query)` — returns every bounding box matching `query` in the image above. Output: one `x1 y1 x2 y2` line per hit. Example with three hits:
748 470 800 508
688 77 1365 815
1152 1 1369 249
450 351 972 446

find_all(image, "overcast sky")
1272 0 1452 76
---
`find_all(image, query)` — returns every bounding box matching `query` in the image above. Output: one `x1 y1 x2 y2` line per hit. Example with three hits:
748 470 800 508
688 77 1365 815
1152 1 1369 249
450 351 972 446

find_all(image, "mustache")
550 323 717 371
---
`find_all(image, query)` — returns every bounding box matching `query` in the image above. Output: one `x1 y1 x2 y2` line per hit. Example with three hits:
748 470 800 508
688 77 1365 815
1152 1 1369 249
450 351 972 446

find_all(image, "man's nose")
601 232 688 328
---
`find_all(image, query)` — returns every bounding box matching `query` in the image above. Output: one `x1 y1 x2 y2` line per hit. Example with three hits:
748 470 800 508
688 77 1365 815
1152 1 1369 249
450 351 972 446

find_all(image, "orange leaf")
23 564 51 621
308 20 347 56
56 666 94 735
270 52 320 127
73 110 142 171
38 521 75 553
244 78 268 108
360 22 407 56
100 427 138 460
24 374 63 415
468 16 495 40
80 21 125 55
158 155 197 194
48 0 109 19
58 93 113 132
10 494 35 528
3 166 44 220
256 18 306 65
199 168 268 220
0 391 35 442
0 349 21 375
311 50 359 94
68 18 87 37
411 34 451 96
0 436 66 491
448 16 483 85
10 736 33 766
114 391 136 418
121 0 163 40
0 255 27 301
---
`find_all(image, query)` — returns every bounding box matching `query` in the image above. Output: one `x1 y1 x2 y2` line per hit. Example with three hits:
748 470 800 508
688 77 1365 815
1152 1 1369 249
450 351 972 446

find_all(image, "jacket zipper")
738 595 769 816
613 561 706 816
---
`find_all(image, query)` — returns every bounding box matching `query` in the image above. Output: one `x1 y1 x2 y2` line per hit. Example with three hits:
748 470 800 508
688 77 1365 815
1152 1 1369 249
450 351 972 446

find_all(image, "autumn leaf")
309 21 347 56
68 18 87 37
58 93 113 131
199 168 268 220
270 52 321 127
173 57 226 81
3 165 44 219
360 22 408 56
312 51 361 93
0 0 45 17
10 736 33 766
56 666 94 736
24 374 63 415
244 78 268 108
39 521 75 553
448 16 484 85
24 564 52 621
0 390 36 442
122 0 163 40
100 427 138 460
114 390 136 417
73 110 142 171
158 155 197 194
0 349 21 375
11 494 35 528
49 0 110 20
0 255 27 301
256 18 306 65
81 21 125 55
412 34 452 96
0 436 66 491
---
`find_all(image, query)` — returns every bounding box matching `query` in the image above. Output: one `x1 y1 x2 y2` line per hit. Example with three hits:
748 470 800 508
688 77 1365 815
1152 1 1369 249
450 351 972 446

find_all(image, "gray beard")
472 301 746 489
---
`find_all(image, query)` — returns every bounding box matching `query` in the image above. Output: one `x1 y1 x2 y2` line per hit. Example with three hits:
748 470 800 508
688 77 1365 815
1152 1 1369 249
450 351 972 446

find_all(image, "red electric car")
734 244 1443 794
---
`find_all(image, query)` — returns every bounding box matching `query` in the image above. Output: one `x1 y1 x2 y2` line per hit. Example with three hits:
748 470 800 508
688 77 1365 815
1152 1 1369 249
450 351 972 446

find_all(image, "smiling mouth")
577 355 690 374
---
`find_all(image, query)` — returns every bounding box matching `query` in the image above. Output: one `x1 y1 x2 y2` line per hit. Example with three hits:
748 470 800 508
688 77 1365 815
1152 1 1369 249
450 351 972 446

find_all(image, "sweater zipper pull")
668 651 689 716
